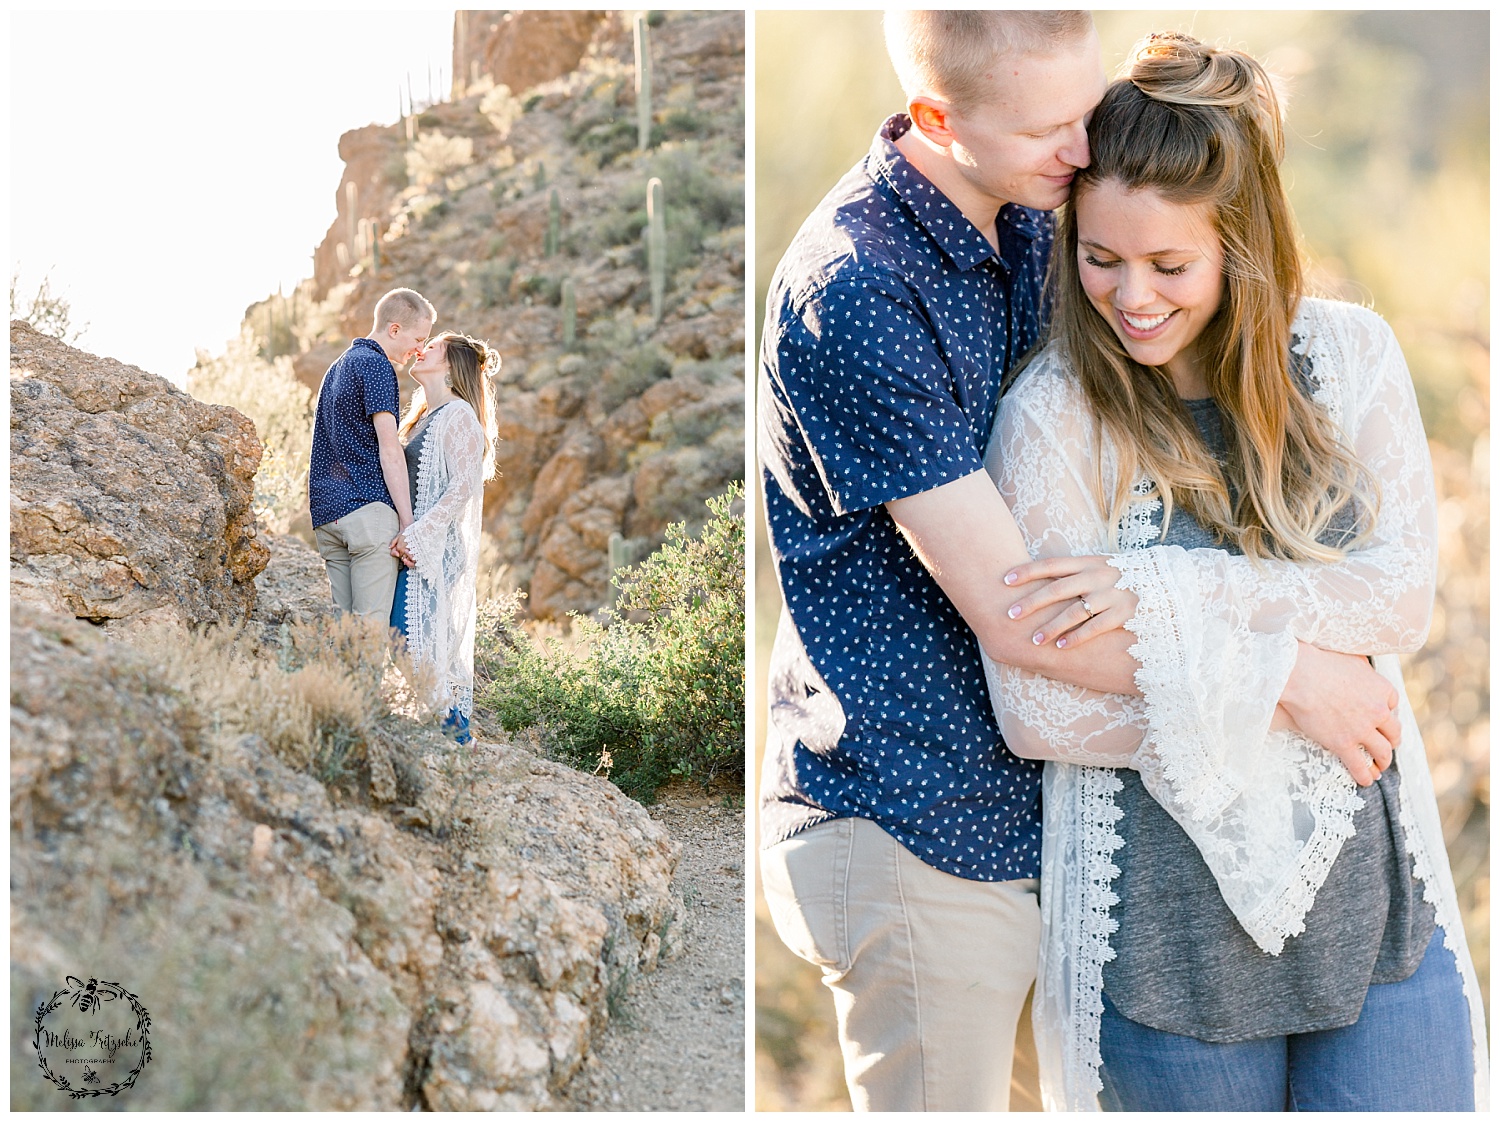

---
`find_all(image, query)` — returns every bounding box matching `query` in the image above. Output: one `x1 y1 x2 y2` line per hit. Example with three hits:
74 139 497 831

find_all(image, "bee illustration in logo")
65 977 123 1015
82 1067 100 1085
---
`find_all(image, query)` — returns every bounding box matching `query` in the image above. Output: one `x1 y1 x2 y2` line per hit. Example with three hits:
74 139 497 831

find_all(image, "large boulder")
454 10 609 98
10 321 269 627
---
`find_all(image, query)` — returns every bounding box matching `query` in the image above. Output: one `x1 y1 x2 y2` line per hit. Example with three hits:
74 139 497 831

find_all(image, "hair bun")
1127 31 1284 161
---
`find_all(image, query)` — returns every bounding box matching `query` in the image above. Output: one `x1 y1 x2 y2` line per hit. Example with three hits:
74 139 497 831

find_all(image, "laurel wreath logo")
33 978 152 1099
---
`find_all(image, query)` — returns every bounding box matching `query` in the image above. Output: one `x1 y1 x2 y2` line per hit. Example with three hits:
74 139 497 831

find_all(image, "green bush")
476 485 745 801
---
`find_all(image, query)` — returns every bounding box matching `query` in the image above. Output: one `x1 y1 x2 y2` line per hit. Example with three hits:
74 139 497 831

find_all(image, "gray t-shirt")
1102 395 1436 1042
402 403 450 502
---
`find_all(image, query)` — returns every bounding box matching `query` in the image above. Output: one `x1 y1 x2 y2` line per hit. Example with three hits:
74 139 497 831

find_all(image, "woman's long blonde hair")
1052 32 1375 561
399 331 500 480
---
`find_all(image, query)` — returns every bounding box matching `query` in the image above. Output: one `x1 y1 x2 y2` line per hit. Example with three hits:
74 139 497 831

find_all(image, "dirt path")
560 796 746 1111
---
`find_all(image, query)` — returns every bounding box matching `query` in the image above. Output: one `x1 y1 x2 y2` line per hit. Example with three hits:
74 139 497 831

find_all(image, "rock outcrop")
453 10 610 101
10 320 269 627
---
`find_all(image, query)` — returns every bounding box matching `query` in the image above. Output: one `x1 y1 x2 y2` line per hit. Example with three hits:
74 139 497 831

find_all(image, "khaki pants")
314 501 400 620
761 816 1041 1111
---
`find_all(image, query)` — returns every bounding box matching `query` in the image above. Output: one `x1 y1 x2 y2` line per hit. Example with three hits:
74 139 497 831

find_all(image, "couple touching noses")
760 10 1483 1114
309 287 500 746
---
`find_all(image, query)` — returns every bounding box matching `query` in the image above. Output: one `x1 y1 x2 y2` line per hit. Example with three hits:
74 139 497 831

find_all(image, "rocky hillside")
251 10 744 619
10 322 682 1109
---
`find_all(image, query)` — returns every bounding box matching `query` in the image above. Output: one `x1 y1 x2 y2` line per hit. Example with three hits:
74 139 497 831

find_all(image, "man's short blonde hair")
885 10 1094 114
373 288 436 332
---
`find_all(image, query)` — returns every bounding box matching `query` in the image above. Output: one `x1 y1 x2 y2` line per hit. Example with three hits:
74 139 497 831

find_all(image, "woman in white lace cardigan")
389 332 499 745
980 34 1485 1111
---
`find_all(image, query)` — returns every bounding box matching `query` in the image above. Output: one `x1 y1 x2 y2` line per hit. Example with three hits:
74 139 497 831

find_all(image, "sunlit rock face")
10 319 269 627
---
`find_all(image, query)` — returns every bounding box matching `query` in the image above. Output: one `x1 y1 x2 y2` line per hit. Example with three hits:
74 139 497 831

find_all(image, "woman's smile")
1117 308 1177 337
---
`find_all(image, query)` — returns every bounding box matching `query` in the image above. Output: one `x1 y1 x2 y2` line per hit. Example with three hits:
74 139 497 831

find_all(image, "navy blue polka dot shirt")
758 115 1052 881
308 337 401 529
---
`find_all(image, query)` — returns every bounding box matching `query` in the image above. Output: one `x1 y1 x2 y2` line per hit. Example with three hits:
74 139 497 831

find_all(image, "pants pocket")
761 820 852 974
345 502 399 552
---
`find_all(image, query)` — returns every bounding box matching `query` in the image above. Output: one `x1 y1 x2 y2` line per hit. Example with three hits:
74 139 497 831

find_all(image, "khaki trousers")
761 816 1041 1111
314 501 400 620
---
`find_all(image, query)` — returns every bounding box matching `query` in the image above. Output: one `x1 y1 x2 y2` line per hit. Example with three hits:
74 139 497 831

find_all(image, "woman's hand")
1279 642 1399 787
1003 555 1138 649
390 531 416 568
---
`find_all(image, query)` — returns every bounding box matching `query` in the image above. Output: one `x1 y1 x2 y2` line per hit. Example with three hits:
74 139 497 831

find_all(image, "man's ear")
908 96 957 150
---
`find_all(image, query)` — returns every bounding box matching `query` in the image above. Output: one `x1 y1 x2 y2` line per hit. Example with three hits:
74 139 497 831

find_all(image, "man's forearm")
372 411 414 527
380 448 414 527
886 470 1140 695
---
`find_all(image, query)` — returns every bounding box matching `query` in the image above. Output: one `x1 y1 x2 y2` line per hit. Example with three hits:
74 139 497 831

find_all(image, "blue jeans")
390 568 473 745
1098 927 1473 1111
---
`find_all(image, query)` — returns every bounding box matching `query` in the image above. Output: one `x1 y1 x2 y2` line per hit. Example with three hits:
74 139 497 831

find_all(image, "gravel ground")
559 798 747 1111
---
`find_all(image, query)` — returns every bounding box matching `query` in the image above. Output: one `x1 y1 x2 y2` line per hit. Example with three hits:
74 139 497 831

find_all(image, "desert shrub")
10 268 86 343
474 258 516 307
420 198 452 228
188 330 313 534
475 485 745 800
660 107 713 141
406 131 474 185
599 343 671 412
516 272 563 307
647 144 744 231
577 118 638 167
480 83 524 138
383 151 410 190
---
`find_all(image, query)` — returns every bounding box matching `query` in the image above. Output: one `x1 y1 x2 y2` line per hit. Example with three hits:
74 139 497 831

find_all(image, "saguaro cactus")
607 532 644 604
647 177 666 324
561 277 577 348
346 182 359 256
545 188 561 257
634 14 653 150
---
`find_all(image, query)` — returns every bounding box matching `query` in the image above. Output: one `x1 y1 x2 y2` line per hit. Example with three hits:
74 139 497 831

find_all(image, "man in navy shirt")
309 288 434 621
758 13 1109 1110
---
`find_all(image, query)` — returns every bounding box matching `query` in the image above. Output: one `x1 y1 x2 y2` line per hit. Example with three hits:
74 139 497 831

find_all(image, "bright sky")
11 10 456 386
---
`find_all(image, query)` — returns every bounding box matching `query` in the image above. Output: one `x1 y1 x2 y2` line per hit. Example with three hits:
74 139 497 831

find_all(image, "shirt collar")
354 336 394 363
869 113 1050 272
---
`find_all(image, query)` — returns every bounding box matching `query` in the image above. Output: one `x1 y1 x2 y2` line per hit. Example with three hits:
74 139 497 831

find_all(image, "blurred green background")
752 10 1488 1111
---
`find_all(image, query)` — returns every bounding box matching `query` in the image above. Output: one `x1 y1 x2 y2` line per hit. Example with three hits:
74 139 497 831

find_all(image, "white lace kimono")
982 298 1487 1110
399 400 486 719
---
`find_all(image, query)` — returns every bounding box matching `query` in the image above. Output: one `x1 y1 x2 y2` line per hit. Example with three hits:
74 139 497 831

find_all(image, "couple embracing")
308 287 500 743
760 11 1485 1112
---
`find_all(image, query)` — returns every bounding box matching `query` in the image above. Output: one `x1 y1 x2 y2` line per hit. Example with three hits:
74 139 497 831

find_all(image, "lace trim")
1069 765 1122 1107
403 405 450 664
1116 479 1160 551
401 403 483 719
1107 548 1239 820
1242 765 1360 948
